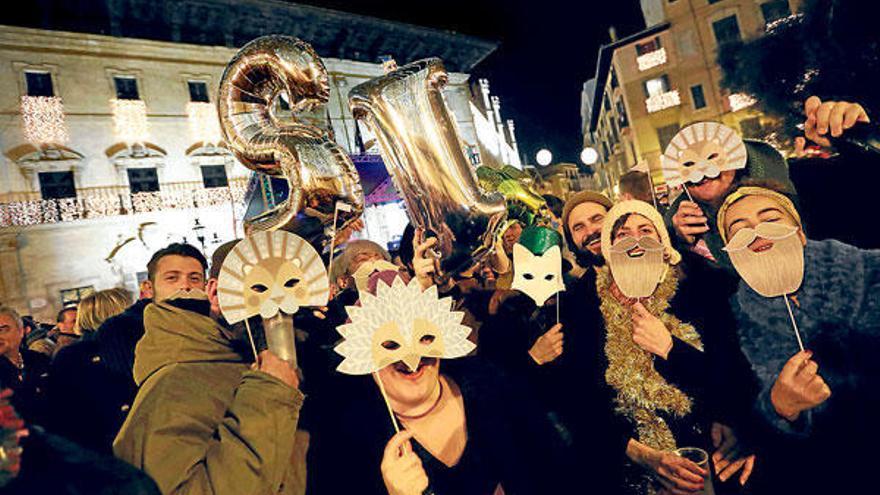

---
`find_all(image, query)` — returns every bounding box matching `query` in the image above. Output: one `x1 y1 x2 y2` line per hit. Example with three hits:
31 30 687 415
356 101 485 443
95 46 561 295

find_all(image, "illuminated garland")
111 99 149 144
728 93 757 112
21 96 69 145
186 101 222 145
596 266 703 452
646 90 681 113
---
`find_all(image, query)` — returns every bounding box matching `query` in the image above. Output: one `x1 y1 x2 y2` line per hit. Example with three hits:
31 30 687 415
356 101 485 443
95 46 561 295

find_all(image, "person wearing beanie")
499 197 753 493
718 183 880 495
665 140 797 267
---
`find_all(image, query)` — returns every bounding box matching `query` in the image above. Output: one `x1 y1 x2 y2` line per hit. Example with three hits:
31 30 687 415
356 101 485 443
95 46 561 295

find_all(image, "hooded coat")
113 299 304 495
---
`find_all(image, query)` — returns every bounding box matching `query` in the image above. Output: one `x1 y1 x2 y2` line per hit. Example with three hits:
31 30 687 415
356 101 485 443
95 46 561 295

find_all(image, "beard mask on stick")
608 236 667 298
600 200 681 299
719 186 807 351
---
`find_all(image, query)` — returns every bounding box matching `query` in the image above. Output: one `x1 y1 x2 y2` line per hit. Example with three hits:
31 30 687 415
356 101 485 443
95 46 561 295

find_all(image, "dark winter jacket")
482 251 754 493
0 350 49 425
44 299 149 453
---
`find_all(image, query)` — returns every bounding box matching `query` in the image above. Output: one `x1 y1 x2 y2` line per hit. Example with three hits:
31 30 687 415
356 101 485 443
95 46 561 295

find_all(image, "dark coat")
44 299 149 453
0 349 49 425
306 357 564 495
0 426 159 495
481 251 755 493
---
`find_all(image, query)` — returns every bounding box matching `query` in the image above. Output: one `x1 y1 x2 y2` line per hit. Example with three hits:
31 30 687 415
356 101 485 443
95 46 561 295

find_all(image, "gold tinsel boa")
597 266 703 451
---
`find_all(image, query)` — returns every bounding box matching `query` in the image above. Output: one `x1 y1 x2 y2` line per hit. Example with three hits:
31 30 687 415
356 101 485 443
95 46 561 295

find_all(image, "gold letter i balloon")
349 58 506 278
218 35 363 244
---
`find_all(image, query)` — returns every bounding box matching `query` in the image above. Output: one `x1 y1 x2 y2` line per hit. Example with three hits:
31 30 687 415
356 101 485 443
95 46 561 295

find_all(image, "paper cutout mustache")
723 222 804 297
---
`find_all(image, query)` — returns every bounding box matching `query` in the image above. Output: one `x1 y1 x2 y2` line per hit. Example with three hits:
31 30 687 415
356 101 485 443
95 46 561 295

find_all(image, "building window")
712 15 741 45
114 76 140 100
188 81 210 102
616 99 629 128
691 85 707 109
201 165 229 188
128 167 159 193
643 74 671 98
636 37 662 56
25 71 54 97
61 286 94 306
38 171 76 199
657 123 681 151
740 117 763 138
761 1 791 26
708 0 724 4
610 69 619 89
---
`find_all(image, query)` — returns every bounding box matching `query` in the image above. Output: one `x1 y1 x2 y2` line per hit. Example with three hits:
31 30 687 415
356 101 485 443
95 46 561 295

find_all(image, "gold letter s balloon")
218 35 363 243
349 58 506 277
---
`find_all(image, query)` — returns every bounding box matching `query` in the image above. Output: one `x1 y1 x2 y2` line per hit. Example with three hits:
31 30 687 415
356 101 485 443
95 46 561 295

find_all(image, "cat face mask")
512 244 565 306
335 276 475 374
660 122 747 187
217 231 330 323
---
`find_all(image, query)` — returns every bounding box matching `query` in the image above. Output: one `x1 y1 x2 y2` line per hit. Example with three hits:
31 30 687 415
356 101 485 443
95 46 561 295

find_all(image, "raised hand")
671 201 709 245
770 350 832 421
803 96 870 148
381 430 429 495
631 302 673 360
528 323 564 365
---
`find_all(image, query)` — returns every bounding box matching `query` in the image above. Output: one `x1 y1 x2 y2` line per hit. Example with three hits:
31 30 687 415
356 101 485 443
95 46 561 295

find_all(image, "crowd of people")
0 96 877 495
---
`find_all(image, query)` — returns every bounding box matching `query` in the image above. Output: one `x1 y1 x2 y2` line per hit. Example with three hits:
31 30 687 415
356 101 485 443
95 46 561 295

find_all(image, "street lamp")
536 148 552 166
580 147 598 165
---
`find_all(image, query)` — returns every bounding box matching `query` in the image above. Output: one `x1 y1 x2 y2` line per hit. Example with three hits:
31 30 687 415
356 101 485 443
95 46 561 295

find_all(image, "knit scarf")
597 266 703 451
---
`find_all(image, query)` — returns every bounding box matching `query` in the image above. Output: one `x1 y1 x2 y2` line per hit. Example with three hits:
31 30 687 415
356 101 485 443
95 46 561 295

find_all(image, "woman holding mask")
306 270 561 494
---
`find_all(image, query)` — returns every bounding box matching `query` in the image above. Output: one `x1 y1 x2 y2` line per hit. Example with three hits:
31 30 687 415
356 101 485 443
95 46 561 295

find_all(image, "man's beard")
726 227 804 297
608 237 666 298
573 232 605 268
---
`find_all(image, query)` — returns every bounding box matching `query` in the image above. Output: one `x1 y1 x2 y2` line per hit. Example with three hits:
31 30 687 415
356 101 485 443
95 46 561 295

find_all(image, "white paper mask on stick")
217 230 330 323
512 244 565 306
723 222 804 298
660 122 747 187
608 236 667 298
335 276 475 375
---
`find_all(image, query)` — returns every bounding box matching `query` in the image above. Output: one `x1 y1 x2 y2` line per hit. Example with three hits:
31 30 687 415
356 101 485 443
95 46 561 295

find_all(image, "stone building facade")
583 0 801 197
0 1 508 320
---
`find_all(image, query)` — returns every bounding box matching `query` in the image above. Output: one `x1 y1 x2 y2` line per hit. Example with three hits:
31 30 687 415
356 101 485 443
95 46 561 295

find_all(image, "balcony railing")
646 90 681 113
636 48 668 72
0 180 247 228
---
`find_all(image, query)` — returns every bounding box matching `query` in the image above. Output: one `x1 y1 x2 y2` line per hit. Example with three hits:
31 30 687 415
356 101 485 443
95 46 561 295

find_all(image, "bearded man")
718 184 880 495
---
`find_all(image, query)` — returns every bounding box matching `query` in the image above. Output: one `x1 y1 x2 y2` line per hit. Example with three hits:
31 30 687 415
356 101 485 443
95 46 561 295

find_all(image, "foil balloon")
349 58 506 280
477 166 549 227
218 35 363 244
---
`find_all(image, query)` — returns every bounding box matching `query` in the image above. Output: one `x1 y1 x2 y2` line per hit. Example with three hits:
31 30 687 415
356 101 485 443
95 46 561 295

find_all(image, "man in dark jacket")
0 306 49 425
45 243 208 453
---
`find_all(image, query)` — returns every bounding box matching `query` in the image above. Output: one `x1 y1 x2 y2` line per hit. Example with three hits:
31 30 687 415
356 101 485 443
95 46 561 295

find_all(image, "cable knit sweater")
730 239 880 494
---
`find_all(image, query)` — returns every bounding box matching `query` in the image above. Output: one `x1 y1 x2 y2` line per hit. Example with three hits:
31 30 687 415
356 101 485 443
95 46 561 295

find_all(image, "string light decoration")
186 101 222 145
111 99 149 144
646 90 681 113
728 93 757 112
21 96 70 146
637 48 668 72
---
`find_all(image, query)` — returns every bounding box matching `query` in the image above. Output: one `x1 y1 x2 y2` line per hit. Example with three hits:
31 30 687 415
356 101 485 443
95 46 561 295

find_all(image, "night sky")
298 0 646 165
